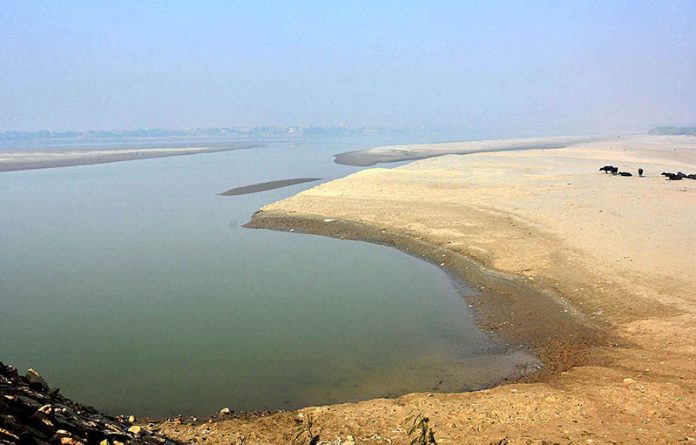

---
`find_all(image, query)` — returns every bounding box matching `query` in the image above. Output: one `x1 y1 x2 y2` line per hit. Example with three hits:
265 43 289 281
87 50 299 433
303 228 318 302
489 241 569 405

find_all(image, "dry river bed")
156 135 696 444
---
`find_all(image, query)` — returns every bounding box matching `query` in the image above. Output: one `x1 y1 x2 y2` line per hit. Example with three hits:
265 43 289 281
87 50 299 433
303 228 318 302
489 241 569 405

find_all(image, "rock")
0 362 167 445
30 411 55 429
0 427 20 442
38 404 53 415
128 415 137 423
219 407 232 416
26 368 49 391
623 377 637 385
128 425 142 434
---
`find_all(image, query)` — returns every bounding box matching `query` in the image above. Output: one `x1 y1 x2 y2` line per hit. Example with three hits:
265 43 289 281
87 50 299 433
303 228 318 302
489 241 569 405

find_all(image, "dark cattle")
619 172 632 177
610 167 619 175
687 174 696 180
664 173 683 180
638 168 644 177
599 165 615 174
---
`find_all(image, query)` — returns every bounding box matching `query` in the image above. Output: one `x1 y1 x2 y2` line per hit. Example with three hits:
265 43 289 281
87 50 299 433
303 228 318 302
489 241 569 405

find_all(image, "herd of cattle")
599 165 696 180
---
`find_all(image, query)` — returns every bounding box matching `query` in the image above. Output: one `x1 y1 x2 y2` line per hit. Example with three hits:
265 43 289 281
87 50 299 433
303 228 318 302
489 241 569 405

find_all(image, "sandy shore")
160 134 696 444
0 144 259 173
333 135 598 166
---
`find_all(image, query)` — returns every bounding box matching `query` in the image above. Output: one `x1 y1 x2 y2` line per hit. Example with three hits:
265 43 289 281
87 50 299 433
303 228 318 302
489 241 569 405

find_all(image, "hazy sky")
2 1 695 135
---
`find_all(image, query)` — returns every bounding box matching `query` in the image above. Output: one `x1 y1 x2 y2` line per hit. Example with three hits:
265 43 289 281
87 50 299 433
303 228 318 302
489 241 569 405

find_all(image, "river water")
0 132 536 416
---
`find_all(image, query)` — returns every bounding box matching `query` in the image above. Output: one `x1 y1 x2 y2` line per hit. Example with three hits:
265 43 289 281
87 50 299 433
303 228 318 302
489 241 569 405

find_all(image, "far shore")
0 144 260 173
159 133 696 444
333 134 600 166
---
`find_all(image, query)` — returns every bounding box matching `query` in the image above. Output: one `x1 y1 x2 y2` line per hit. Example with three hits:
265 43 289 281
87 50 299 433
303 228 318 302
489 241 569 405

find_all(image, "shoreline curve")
244 210 609 379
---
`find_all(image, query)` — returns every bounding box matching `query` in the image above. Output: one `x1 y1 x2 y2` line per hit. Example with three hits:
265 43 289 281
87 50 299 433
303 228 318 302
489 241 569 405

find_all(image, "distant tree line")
0 126 393 141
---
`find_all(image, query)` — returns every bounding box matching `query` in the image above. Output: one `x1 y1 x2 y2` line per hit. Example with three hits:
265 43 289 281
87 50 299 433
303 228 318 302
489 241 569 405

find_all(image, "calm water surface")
0 134 536 416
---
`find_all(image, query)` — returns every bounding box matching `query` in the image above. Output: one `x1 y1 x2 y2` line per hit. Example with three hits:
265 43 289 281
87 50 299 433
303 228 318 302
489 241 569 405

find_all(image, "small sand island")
158 134 696 444
0 144 259 173
219 178 322 196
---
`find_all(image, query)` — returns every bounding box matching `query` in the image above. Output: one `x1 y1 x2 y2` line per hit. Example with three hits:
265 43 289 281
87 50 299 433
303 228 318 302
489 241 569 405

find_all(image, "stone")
128 415 137 423
31 411 54 429
26 368 49 391
0 427 20 442
219 407 232 417
623 377 637 385
1 363 167 445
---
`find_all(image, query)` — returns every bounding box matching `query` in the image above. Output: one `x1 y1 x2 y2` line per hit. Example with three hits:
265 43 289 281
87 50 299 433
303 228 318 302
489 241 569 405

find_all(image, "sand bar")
219 177 321 196
0 144 259 173
333 134 599 166
160 134 696 444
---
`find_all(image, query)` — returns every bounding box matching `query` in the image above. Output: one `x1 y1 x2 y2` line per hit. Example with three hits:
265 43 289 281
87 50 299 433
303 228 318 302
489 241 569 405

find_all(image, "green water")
0 135 536 416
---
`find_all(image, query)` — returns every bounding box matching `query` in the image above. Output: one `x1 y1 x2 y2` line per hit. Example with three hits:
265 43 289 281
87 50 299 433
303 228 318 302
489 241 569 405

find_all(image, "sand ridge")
333 135 599 166
0 144 259 172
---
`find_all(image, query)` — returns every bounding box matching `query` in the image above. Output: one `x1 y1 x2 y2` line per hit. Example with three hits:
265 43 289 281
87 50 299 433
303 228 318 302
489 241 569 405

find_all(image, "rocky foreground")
0 363 175 445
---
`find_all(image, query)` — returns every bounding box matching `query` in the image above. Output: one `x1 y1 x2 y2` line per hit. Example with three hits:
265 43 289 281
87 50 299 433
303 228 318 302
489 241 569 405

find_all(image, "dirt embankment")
158 135 696 444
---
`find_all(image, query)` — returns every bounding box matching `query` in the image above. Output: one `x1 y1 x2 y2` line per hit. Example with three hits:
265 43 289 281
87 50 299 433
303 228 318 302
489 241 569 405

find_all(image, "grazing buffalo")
599 165 615 174
638 168 644 177
619 172 632 177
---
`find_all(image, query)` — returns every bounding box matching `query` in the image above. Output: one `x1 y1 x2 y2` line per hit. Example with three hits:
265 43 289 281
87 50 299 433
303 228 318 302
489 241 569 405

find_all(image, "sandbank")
333 135 599 166
219 178 321 196
160 134 696 444
0 144 259 173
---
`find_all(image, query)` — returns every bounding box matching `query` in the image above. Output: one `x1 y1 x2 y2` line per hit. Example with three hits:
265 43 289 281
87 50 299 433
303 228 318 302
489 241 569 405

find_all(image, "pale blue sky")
1 1 695 134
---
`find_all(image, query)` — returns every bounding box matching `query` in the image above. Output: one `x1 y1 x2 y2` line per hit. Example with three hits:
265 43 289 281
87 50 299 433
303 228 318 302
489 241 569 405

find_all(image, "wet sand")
0 144 259 173
159 134 696 444
219 177 321 196
333 134 598 166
